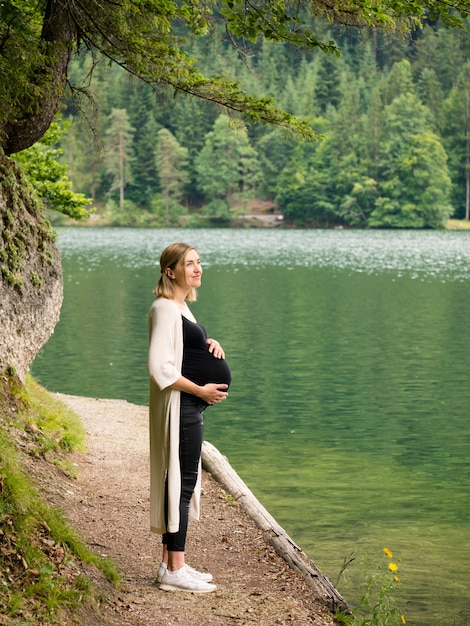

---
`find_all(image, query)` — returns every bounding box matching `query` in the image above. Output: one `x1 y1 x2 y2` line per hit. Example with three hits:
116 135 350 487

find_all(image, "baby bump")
183 348 232 388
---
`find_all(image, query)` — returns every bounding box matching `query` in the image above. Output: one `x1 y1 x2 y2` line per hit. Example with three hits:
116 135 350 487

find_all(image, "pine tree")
416 67 445 130
195 115 261 218
104 109 136 211
370 93 453 227
315 49 342 113
381 58 415 105
155 128 190 225
442 62 470 220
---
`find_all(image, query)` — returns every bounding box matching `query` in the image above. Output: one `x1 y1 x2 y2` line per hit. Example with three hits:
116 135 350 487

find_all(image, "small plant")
335 547 406 626
219 489 237 506
29 271 42 287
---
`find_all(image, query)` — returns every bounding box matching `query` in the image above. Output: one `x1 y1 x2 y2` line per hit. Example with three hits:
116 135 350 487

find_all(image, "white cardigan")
147 297 201 534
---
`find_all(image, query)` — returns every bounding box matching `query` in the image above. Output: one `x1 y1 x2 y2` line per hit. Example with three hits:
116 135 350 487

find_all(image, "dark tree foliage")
1 0 469 156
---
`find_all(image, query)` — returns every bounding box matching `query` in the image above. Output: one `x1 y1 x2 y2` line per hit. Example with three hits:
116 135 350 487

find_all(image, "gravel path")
50 393 335 626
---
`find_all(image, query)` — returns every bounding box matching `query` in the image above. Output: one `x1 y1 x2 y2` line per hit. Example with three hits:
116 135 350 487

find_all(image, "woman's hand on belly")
206 338 225 359
199 383 229 405
170 376 228 405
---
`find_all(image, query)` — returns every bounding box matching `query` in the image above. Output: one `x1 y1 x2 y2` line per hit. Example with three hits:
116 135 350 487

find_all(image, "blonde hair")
154 242 198 302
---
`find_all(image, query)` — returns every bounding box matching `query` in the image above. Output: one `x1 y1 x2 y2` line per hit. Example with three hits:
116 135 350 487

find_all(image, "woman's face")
172 248 202 291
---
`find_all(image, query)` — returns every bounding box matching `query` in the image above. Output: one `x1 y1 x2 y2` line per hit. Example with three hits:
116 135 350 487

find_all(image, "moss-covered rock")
0 155 62 381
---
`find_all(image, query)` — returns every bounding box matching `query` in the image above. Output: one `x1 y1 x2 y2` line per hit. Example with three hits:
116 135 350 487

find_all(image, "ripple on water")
56 227 470 282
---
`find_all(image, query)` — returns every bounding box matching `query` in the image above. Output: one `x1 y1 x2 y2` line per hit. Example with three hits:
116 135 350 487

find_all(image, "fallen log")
202 440 348 613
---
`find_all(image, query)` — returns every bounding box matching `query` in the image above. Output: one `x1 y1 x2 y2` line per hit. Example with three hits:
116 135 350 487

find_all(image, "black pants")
163 394 205 552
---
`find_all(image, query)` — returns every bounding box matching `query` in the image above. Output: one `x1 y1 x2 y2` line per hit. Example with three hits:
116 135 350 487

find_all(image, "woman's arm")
170 376 228 405
148 300 181 389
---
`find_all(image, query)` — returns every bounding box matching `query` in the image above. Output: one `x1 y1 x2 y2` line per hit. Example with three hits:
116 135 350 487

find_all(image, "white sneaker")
185 564 213 583
157 562 213 583
156 562 166 583
159 566 217 593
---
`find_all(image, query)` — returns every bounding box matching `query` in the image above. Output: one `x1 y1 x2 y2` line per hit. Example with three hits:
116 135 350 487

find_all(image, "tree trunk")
201 440 348 613
165 189 170 226
119 131 125 212
465 90 470 221
2 0 76 155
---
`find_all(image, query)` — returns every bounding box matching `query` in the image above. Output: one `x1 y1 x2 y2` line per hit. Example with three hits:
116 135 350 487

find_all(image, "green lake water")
32 227 470 625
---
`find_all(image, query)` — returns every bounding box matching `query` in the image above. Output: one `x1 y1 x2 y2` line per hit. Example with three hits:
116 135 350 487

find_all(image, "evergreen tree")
155 128 190 225
329 73 377 224
275 120 339 226
256 128 299 198
279 74 302 116
295 58 319 118
195 115 261 218
370 93 453 227
331 68 364 157
315 49 342 113
62 117 104 202
130 116 160 208
442 62 470 220
104 109 135 211
121 78 162 207
172 94 219 202
255 40 292 99
276 156 337 226
413 21 470 95
381 58 415 105
363 84 386 181
416 67 445 130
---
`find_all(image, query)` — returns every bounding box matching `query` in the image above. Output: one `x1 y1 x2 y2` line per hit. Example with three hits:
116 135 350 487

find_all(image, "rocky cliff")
0 156 62 382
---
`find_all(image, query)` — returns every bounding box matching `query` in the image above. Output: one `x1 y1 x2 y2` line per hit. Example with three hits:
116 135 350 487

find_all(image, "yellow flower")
394 575 399 582
388 562 398 572
383 547 393 558
401 615 406 624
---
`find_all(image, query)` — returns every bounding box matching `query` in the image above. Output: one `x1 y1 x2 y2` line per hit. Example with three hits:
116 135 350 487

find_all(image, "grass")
0 372 119 624
18 376 85 476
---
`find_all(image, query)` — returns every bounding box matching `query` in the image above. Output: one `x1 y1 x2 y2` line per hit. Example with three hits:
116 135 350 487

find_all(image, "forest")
52 16 470 229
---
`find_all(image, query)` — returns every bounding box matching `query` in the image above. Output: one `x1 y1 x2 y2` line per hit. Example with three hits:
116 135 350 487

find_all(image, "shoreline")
201 440 346 612
50 393 339 625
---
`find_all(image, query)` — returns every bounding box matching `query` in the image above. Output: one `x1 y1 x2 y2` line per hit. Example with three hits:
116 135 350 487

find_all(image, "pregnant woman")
148 242 231 593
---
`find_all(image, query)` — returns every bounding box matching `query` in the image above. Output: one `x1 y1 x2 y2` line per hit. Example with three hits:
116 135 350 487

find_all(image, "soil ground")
40 394 338 626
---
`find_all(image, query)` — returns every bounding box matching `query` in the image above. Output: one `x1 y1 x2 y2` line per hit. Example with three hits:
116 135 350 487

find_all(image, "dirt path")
51 394 335 626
